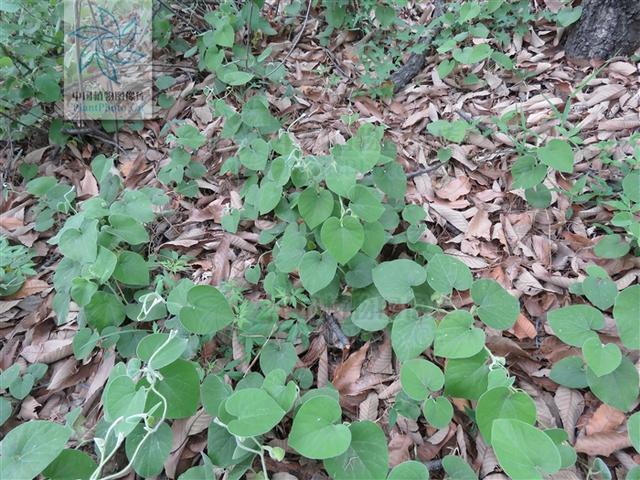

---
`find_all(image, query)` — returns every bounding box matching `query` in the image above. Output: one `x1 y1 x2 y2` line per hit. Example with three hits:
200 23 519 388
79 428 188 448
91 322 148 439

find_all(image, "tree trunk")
565 0 640 60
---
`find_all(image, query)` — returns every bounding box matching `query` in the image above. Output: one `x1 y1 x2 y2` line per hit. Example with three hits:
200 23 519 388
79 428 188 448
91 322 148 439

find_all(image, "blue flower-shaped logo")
70 6 145 83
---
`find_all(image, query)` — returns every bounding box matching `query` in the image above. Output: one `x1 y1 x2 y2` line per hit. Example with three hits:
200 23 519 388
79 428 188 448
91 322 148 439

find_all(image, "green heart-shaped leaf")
491 419 561 480
103 375 147 435
125 423 173 478
259 341 298 376
613 285 640 349
586 356 639 412
147 359 200 419
42 449 97 480
434 310 485 359
299 251 337 295
351 296 389 332
441 455 477 480
391 309 435 361
471 279 519 330
444 350 490 400
525 183 552 208
388 461 430 480
372 259 426 304
320 216 364 265
112 251 150 286
628 411 640 454
452 44 493 65
556 7 583 26
422 396 453 429
348 185 385 223
425 253 473 295
582 268 617 310
289 395 351 459
323 420 388 480
58 221 98 264
136 333 188 370
549 356 588 388
582 338 622 377
225 388 286 437
361 221 386 258
106 214 149 245
258 181 282 215
0 421 71 480
427 119 471 143
298 187 334 229
262 369 298 412
476 386 537 444
594 234 630 259
400 358 444 401
547 305 604 347
84 291 126 332
200 374 232 417
511 155 547 189
179 285 234 335
537 139 574 173
372 163 406 200
326 164 357 197
206 421 253 468
275 229 307 273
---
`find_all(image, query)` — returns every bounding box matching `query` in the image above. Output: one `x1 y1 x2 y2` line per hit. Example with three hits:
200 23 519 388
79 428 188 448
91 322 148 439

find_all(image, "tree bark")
565 0 640 60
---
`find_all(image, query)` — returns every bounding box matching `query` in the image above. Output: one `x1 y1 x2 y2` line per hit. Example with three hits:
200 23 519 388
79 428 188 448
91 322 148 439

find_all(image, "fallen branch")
389 0 445 93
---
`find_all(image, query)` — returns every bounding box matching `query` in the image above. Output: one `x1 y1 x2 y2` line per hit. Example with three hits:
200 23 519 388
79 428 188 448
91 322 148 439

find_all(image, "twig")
319 45 351 79
0 110 48 135
264 0 312 77
63 128 127 153
389 0 445 93
407 161 447 179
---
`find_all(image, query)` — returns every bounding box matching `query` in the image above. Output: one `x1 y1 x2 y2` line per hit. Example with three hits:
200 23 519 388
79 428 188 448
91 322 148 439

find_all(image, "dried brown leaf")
585 404 626 435
21 339 73 364
332 343 369 394
4 278 50 300
19 396 40 420
554 387 584 443
317 346 328 388
511 313 537 340
358 392 379 421
575 432 631 457
466 208 492 240
367 333 393 375
47 357 78 391
387 431 413 467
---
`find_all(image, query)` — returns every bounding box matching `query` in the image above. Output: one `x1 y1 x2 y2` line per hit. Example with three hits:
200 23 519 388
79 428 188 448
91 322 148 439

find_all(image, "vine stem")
90 333 176 480
236 439 269 480
213 418 270 479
